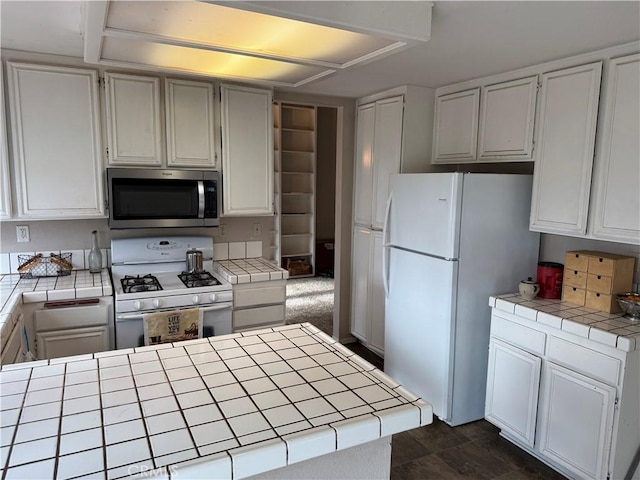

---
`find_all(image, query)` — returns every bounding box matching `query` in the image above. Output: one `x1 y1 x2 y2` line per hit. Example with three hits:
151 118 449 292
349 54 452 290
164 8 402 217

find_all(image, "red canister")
536 262 564 299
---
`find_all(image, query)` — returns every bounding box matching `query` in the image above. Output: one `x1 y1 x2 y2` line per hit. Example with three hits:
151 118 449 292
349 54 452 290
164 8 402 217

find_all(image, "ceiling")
1 1 639 98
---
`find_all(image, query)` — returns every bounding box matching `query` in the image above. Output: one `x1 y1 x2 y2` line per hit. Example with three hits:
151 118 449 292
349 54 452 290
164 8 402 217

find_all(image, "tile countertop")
490 293 640 352
0 323 432 479
0 270 113 351
213 258 289 284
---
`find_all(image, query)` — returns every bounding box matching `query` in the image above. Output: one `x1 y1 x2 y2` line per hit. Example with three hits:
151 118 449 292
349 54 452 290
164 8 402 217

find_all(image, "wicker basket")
287 259 311 276
18 253 72 278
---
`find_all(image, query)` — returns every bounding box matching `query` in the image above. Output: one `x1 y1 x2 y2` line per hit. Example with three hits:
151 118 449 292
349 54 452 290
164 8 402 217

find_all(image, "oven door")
115 303 232 349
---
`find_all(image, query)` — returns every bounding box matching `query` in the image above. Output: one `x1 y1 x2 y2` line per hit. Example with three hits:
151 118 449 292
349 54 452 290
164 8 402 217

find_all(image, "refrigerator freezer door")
384 246 456 421
388 173 462 259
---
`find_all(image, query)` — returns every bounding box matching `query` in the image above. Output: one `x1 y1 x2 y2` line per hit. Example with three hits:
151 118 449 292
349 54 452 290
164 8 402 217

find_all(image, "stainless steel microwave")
107 168 220 229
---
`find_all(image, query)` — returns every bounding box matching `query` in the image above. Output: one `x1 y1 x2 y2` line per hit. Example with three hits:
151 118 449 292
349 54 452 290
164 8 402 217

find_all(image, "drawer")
561 286 586 306
34 304 109 331
587 255 617 276
586 273 613 293
547 336 620 386
233 304 286 330
564 251 590 271
491 314 546 355
585 290 619 314
234 285 286 309
563 269 587 288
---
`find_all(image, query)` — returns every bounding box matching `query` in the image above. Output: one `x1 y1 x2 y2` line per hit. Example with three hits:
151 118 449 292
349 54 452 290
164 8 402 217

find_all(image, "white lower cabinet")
537 362 616 480
350 227 384 356
486 309 639 480
232 280 286 332
35 326 110 360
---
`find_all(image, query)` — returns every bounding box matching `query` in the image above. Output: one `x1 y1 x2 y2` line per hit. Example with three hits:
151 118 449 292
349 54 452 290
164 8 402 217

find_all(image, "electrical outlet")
219 225 226 237
16 225 30 243
253 223 262 237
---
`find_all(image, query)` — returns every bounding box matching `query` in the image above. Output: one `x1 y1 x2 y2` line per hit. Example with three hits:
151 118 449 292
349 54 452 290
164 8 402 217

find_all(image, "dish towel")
142 308 203 346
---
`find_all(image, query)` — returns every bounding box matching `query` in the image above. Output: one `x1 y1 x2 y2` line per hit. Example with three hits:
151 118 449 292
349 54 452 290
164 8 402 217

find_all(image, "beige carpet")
285 276 334 335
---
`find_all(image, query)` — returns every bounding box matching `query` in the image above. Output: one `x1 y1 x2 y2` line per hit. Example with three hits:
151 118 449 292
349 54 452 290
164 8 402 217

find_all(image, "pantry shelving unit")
271 102 281 265
273 103 316 277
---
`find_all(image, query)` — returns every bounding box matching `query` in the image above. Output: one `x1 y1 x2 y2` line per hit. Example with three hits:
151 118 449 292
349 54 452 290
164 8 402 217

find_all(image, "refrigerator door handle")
382 194 392 298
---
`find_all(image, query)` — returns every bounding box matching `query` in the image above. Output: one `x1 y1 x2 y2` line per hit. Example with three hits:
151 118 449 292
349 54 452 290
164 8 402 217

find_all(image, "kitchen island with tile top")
0 322 432 479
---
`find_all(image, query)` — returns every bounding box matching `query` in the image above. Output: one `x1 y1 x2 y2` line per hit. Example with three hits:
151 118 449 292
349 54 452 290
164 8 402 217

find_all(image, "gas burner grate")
178 271 221 288
121 274 163 293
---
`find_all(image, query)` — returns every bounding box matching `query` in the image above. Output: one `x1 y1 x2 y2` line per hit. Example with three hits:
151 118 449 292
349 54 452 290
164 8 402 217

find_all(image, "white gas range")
111 236 233 349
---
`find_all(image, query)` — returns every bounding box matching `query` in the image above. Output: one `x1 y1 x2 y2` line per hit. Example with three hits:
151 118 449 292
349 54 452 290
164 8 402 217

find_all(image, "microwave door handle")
197 181 205 218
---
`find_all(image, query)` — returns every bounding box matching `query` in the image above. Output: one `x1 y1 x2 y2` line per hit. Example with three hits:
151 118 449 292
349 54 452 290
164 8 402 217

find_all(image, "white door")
388 173 462 259
368 231 385 354
485 338 541 447
7 62 105 219
353 103 376 227
432 88 479 163
36 326 110 360
530 62 602 236
537 362 616 480
0 66 11 219
384 246 455 420
371 96 403 229
165 78 216 168
350 226 371 342
590 54 640 244
478 76 538 161
105 72 163 166
221 84 274 216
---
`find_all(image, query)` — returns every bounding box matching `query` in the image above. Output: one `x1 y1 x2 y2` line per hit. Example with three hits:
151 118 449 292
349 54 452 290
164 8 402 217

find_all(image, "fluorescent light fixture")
85 1 432 87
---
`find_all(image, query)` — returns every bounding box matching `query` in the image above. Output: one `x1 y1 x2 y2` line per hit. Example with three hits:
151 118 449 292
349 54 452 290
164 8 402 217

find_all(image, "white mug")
519 279 540 300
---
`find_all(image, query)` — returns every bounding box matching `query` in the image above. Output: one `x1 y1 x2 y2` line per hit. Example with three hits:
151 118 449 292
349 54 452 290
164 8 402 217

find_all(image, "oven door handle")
116 303 232 321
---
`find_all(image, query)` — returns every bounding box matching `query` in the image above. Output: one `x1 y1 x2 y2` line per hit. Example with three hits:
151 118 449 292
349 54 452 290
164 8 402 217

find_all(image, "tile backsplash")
0 241 265 274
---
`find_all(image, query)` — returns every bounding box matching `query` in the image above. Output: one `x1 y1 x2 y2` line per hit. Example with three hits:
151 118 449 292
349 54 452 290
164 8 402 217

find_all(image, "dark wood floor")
346 341 567 480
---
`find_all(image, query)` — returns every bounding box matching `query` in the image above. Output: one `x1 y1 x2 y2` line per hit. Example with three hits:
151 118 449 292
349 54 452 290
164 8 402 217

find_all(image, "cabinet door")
0 67 11 219
590 54 640 245
36 325 110 360
353 103 375 226
221 84 274 216
371 96 403 229
368 231 385 354
485 338 541 447
478 76 537 161
165 78 216 168
105 72 163 166
537 362 616 480
350 226 371 341
7 63 105 219
530 62 602 236
432 88 479 163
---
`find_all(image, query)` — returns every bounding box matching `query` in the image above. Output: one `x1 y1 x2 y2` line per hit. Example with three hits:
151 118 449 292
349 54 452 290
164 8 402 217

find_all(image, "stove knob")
153 299 162 308
209 293 217 302
134 300 143 311
192 295 200 304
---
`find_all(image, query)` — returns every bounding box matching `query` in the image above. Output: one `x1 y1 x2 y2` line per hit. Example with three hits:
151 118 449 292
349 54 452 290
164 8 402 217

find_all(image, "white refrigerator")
383 172 540 426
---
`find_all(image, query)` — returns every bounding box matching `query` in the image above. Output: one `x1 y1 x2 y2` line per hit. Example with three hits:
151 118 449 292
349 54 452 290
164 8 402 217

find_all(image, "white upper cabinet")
353 95 405 229
165 78 216 168
589 54 640 245
371 97 404 229
432 88 479 163
104 72 163 166
353 103 376 227
0 67 11 220
7 62 105 219
478 76 538 161
220 84 273 216
530 61 602 236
